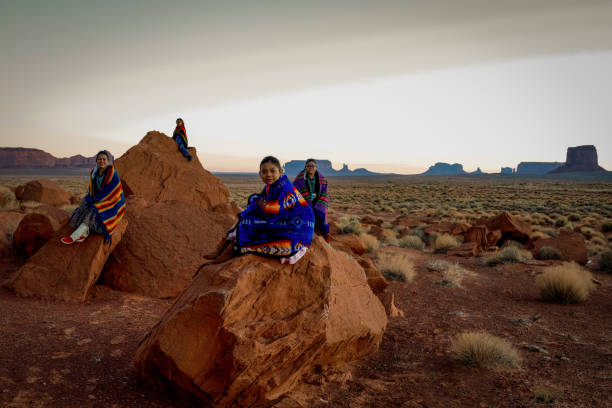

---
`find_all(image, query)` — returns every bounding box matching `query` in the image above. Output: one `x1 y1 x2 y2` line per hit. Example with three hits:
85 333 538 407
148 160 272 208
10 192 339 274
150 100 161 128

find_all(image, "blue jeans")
174 137 192 159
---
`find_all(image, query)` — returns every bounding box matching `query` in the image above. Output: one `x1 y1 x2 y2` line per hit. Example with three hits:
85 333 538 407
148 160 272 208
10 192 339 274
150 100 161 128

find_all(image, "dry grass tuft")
535 262 594 304
432 234 458 253
375 253 415 282
533 385 562 403
381 229 399 246
0 186 19 210
450 331 520 369
537 246 562 260
485 246 522 266
399 235 425 250
360 233 380 253
338 216 364 235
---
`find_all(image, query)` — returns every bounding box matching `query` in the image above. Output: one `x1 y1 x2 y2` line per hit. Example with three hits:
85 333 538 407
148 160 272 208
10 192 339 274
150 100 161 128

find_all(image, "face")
259 162 282 185
176 119 183 126
96 154 109 169
305 162 317 177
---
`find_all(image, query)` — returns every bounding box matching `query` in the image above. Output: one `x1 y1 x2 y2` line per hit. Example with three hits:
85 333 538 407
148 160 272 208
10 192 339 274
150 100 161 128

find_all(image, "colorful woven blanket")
236 174 314 258
293 170 329 235
86 165 126 242
172 124 188 146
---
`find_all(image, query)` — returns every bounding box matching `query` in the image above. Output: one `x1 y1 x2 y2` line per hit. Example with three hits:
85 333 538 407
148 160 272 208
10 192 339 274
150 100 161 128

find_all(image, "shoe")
75 234 88 243
61 236 75 245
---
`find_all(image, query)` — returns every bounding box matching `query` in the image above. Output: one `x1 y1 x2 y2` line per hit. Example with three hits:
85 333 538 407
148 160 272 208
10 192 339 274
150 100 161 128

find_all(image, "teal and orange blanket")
293 170 329 235
236 174 314 257
86 165 126 242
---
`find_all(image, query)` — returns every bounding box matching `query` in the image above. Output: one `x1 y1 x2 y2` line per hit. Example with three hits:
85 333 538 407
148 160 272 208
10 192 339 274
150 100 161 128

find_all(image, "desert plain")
1 172 611 408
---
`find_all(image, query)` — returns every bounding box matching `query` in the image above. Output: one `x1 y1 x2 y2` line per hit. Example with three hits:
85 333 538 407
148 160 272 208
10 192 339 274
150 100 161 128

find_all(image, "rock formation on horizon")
548 145 607 173
0 147 96 169
422 162 467 175
516 161 563 174
283 159 379 177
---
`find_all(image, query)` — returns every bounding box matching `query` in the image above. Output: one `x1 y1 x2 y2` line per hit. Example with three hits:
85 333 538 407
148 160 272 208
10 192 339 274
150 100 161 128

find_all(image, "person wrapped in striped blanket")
207 156 315 264
61 150 126 245
293 159 330 242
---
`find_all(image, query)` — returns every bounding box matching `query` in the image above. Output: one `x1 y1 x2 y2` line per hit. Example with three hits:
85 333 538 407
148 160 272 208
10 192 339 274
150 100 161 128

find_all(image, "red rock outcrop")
12 213 56 257
531 229 588 264
28 205 70 229
114 131 229 208
5 219 128 302
447 242 480 257
487 229 502 247
134 237 387 408
548 145 607 173
425 222 470 236
101 199 236 298
463 225 488 250
485 211 531 244
0 211 25 239
17 179 71 207
331 233 367 256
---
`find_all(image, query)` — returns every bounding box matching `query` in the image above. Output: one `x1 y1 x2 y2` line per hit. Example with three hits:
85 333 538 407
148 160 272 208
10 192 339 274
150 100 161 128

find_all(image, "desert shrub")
409 227 426 240
450 331 520 368
599 251 612 274
568 213 580 222
486 246 521 266
554 217 567 228
360 233 379 253
338 216 363 235
538 246 562 260
375 253 415 282
533 385 562 403
381 229 399 246
501 240 523 249
601 221 612 233
590 236 606 246
535 262 594 304
531 231 549 240
0 186 19 210
399 235 424 250
432 234 458 253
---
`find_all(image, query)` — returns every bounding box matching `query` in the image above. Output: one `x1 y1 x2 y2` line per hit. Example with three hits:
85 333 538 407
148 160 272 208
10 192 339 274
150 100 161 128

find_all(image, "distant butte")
548 145 607 173
0 147 96 169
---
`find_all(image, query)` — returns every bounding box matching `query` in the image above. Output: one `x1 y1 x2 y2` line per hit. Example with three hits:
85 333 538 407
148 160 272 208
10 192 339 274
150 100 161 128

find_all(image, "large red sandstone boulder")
487 229 502 247
17 179 71 207
463 225 488 250
357 257 389 292
531 229 588 264
5 219 127 301
114 131 229 208
28 205 70 229
0 211 26 238
134 238 387 407
12 213 56 257
101 199 236 298
485 211 531 243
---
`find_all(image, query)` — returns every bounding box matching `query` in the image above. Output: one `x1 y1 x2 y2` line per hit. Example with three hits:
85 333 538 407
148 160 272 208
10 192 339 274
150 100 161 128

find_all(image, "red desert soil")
1 250 610 408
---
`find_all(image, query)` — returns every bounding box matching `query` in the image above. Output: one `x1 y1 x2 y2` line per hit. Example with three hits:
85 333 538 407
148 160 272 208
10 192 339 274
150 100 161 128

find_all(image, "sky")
2 0 612 173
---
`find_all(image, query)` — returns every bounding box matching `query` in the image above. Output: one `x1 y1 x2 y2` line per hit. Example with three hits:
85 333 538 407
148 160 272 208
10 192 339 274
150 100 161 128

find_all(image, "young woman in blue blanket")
60 150 126 245
209 156 315 264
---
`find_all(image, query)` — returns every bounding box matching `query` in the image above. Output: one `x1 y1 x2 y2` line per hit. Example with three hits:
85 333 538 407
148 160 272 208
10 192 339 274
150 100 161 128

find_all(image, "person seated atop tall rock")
293 158 330 242
208 156 314 264
61 150 126 245
172 118 193 161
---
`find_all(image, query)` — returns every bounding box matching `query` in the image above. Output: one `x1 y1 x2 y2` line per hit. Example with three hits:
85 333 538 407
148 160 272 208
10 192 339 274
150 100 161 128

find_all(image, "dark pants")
175 137 192 159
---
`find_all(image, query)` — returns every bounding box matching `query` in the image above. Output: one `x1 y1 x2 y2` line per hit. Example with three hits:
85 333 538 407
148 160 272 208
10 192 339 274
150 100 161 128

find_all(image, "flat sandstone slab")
5 219 128 302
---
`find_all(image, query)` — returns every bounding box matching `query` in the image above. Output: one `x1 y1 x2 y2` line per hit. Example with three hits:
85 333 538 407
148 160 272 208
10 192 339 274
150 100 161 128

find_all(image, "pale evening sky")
1 0 612 173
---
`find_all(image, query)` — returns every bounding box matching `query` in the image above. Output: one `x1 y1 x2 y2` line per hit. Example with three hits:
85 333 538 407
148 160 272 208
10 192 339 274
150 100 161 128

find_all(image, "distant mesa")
548 145 607 173
500 167 515 175
422 162 467 175
0 147 96 169
470 167 483 175
516 162 563 175
283 159 380 177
